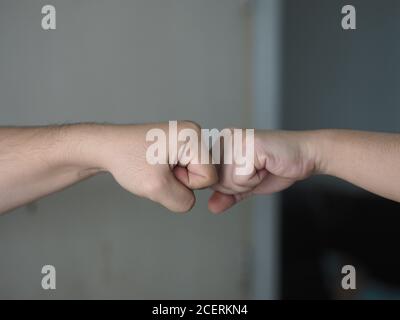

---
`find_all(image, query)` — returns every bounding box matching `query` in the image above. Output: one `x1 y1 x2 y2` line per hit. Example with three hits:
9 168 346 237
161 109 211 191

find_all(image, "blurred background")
0 0 399 299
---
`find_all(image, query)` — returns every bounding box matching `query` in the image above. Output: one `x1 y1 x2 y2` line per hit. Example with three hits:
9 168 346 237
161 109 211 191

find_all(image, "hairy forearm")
0 121 216 214
0 124 107 213
311 130 400 202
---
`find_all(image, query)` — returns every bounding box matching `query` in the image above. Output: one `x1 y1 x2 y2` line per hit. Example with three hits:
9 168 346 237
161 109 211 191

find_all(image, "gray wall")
0 0 250 299
250 0 282 299
282 0 400 132
281 0 400 194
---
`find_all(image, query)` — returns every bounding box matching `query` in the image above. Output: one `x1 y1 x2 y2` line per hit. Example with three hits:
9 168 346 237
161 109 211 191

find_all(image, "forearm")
311 130 400 202
0 124 107 213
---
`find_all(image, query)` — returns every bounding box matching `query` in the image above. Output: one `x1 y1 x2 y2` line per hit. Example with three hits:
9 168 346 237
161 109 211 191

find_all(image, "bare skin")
0 122 217 214
208 130 400 213
1 124 399 215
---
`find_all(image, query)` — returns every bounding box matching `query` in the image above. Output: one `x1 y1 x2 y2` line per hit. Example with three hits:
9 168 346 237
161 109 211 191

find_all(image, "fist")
100 121 218 213
208 130 317 213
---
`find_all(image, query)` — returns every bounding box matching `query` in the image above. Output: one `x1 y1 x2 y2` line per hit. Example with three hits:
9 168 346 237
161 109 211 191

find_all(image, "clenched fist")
209 129 400 213
99 121 218 212
2 124 400 215
0 122 218 214
208 130 317 213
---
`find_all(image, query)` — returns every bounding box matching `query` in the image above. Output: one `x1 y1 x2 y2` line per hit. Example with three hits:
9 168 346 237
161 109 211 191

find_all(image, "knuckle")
217 174 230 189
207 169 219 186
194 176 217 189
143 176 168 195
232 173 248 186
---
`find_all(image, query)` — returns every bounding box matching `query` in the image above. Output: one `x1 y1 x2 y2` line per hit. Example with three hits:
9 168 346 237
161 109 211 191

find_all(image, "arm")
0 122 217 214
311 130 400 203
209 129 400 213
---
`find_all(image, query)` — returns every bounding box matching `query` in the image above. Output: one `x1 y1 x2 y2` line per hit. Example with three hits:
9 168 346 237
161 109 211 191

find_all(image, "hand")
0 121 217 214
208 130 317 213
97 121 218 213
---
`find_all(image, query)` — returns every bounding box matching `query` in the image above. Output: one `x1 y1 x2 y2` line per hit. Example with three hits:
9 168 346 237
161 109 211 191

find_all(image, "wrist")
52 124 113 175
304 129 336 176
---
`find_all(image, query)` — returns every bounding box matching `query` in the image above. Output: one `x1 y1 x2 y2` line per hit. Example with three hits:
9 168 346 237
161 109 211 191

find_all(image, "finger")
252 174 295 195
215 166 261 194
175 126 219 189
150 171 196 213
208 190 253 214
212 182 236 195
191 128 219 189
208 191 236 214
232 168 269 190
174 164 218 190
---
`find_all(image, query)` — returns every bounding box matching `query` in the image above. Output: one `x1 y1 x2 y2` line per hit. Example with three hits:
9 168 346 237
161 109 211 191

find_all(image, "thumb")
208 191 236 214
150 170 196 213
208 190 253 214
